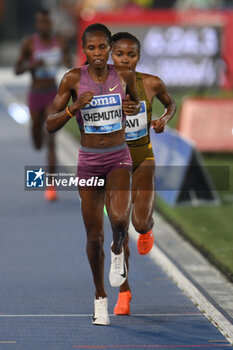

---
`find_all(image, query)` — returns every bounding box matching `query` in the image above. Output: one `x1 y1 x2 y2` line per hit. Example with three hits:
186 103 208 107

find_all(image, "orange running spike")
137 230 154 255
114 290 131 315
44 186 58 201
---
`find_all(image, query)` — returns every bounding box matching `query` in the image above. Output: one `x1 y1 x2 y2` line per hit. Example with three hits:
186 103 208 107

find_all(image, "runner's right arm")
46 69 93 133
14 37 44 75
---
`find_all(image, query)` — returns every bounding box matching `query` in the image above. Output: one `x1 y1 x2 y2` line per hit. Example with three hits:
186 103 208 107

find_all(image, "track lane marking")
128 219 233 344
0 313 202 318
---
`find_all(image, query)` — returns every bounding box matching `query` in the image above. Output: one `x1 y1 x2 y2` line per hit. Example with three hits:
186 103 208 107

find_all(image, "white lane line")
128 219 233 344
0 313 202 318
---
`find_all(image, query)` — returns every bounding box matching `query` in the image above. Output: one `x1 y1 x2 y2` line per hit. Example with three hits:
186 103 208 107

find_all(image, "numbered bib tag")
125 101 148 140
34 47 62 79
81 94 123 134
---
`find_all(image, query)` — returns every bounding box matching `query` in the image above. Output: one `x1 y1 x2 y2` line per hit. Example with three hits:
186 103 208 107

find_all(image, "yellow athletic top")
125 71 152 148
125 72 154 170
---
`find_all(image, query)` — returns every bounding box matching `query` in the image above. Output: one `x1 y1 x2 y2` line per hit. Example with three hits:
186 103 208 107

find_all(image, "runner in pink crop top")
46 23 140 325
76 64 126 132
30 33 63 80
15 8 71 201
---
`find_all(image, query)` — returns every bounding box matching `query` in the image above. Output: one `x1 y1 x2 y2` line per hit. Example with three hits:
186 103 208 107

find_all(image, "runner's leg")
105 168 131 254
132 159 155 255
132 159 155 233
30 110 44 150
79 187 107 299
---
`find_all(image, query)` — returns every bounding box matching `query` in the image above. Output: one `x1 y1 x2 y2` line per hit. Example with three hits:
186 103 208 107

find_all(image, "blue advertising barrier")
150 128 220 206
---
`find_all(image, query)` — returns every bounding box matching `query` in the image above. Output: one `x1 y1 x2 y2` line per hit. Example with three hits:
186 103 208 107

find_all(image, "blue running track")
0 85 232 349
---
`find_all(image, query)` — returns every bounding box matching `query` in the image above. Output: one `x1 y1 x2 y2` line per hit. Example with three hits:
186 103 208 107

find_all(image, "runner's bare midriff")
80 128 125 149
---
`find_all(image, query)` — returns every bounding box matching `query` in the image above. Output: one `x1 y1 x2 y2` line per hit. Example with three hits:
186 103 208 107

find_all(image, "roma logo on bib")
81 94 123 134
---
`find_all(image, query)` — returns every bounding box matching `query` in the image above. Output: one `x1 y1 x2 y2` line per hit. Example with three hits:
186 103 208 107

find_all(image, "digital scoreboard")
77 10 233 89
109 25 222 87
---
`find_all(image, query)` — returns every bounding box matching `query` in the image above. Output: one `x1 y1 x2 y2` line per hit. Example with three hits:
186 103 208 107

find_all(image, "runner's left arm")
150 77 176 133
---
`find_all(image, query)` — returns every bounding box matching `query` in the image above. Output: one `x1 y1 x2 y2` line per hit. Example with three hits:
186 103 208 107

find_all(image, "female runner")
46 24 140 325
111 32 176 315
15 8 71 201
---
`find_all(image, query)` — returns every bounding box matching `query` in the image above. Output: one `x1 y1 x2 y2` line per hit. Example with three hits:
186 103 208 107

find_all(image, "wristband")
66 105 74 118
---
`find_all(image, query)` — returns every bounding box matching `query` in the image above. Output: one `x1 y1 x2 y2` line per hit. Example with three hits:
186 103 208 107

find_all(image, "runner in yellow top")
111 32 176 315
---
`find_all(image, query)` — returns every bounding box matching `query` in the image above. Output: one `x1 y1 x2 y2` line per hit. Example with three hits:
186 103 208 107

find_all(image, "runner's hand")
71 91 94 112
30 59 45 71
151 119 165 133
123 94 138 116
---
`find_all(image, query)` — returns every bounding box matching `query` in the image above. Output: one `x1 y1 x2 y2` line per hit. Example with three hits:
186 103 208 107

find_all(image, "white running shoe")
92 297 110 326
109 243 127 287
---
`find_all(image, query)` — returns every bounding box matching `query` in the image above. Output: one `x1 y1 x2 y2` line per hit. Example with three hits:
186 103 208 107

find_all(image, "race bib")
125 101 148 140
81 94 122 134
34 47 62 79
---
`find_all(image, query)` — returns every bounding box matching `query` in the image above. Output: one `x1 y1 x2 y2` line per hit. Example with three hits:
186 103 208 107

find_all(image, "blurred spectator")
75 0 119 20
41 0 77 55
50 0 77 42
133 0 153 8
121 0 152 11
75 0 151 20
